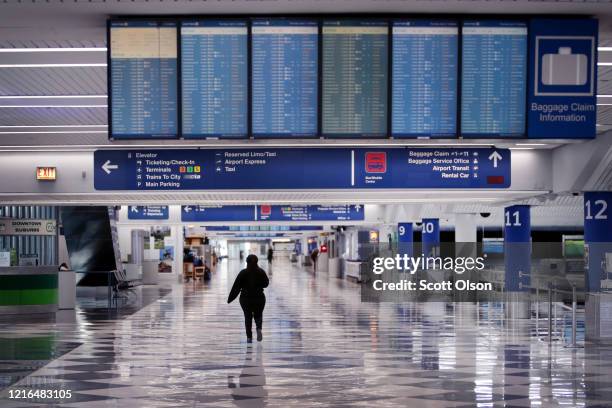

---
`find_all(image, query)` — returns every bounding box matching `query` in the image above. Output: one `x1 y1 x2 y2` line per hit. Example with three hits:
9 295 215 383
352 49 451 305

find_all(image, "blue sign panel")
258 205 364 221
527 19 598 139
504 205 531 292
322 21 388 137
584 192 612 292
94 147 510 190
421 218 440 257
392 21 458 138
461 21 527 138
181 205 255 222
398 222 414 258
204 226 323 231
109 21 178 139
252 20 318 138
180 21 248 138
127 206 169 220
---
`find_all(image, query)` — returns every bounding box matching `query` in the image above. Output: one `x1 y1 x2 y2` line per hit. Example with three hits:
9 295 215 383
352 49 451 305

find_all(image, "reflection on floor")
0 283 171 391
1 259 612 407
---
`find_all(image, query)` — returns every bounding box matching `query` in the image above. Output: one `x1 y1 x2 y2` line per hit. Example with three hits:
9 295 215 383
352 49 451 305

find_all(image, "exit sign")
36 167 57 181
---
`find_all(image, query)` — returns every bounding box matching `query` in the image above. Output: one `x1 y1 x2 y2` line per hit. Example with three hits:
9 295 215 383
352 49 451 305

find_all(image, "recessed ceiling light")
0 131 107 134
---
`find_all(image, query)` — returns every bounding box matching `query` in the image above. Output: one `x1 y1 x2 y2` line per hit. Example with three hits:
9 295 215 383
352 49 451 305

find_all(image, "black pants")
239 296 266 339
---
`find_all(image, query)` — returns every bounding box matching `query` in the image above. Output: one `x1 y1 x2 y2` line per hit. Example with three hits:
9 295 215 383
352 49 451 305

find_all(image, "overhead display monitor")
109 21 178 139
392 20 458 138
461 21 528 138
322 20 388 137
180 21 248 139
251 19 318 138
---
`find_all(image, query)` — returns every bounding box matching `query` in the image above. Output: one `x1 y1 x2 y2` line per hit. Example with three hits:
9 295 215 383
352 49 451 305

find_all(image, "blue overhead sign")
181 205 256 222
527 19 598 139
127 206 169 220
181 205 364 222
94 147 510 191
257 205 364 221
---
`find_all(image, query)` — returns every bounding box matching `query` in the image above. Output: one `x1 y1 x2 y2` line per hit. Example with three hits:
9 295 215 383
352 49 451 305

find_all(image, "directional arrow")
184 206 192 213
355 205 362 212
488 151 502 168
130 206 139 213
102 160 118 175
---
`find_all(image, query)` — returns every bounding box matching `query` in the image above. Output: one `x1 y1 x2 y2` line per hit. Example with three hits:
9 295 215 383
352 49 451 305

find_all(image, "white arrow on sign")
184 206 192 213
130 206 138 213
102 160 119 174
488 151 502 168
355 205 362 212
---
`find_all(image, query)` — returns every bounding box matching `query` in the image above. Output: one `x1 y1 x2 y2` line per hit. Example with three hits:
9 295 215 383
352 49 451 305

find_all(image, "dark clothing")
228 267 270 339
228 267 269 301
240 296 265 339
267 249 274 264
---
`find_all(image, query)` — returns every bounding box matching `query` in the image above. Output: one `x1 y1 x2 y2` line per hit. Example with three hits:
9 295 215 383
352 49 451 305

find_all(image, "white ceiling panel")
0 107 106 126
0 67 106 96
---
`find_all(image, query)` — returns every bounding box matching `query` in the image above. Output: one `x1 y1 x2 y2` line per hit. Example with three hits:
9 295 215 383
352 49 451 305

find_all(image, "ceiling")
0 1 611 146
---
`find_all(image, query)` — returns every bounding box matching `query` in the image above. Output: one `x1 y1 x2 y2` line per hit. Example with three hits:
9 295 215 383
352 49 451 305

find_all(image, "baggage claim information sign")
527 19 598 139
94 147 510 190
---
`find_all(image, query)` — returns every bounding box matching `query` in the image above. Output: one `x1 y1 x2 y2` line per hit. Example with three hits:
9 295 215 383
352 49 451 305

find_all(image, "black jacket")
228 267 269 303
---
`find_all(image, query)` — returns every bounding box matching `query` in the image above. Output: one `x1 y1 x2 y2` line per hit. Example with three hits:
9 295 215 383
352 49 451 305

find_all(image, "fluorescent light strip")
0 64 106 68
516 143 547 146
0 105 107 108
599 47 612 51
0 95 107 99
0 47 107 52
599 63 612 66
0 131 107 135
0 125 107 128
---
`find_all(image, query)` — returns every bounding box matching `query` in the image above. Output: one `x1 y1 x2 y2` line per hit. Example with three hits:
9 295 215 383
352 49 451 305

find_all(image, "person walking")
267 247 274 265
228 255 269 343
310 247 319 272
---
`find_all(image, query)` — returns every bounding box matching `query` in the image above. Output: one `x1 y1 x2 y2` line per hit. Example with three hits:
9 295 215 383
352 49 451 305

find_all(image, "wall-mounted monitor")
109 21 178 139
392 20 458 138
251 19 319 138
180 21 248 139
322 20 388 138
461 21 527 138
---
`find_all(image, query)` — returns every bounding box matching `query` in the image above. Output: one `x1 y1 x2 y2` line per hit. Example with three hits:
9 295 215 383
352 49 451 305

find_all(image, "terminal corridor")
2 260 612 407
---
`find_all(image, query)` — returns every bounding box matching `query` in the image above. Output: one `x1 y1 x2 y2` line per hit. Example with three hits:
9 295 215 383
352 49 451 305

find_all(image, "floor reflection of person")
228 344 267 407
228 255 269 343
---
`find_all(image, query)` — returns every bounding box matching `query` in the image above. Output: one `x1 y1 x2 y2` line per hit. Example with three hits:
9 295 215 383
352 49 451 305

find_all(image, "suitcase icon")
541 47 587 86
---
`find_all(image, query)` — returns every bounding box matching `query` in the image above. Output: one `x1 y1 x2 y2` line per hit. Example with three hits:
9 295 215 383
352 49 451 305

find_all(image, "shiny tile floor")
1 259 612 407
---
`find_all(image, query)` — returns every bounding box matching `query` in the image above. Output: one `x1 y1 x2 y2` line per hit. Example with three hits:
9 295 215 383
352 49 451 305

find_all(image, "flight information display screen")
180 21 248 138
392 20 458 138
109 21 178 139
461 21 528 138
322 21 388 137
251 19 318 138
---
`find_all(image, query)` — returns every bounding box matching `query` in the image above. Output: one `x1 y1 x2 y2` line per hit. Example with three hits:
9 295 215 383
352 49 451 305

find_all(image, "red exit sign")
36 167 57 181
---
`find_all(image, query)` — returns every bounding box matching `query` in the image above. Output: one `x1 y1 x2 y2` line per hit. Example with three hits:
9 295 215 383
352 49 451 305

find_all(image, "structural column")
504 205 531 318
584 192 612 342
421 218 440 257
397 222 413 258
455 213 477 259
